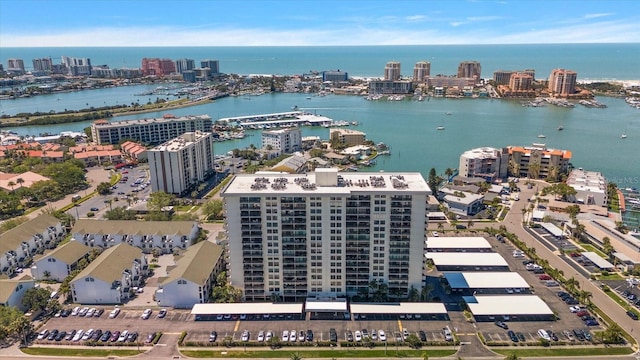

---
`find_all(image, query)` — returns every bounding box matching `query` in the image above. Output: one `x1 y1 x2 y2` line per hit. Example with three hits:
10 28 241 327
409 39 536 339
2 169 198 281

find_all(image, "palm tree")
290 352 303 360
43 271 52 282
16 177 24 189
7 180 15 192
437 222 444 231
565 277 580 292
528 162 541 179
10 316 33 345
578 290 592 305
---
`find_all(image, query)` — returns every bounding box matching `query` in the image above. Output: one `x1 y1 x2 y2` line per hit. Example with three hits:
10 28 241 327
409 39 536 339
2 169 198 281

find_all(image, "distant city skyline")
1 0 639 47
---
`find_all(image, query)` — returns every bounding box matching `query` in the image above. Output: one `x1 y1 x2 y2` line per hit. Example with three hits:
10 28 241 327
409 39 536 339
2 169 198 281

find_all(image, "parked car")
90 207 99 212
538 274 552 280
47 330 59 341
306 329 313 342
442 328 452 341
516 332 525 342
330 328 338 342
281 330 289 342
91 329 103 341
72 330 84 342
55 331 66 341
289 330 296 342
371 329 377 341
110 331 120 342
127 332 138 342
158 308 167 318
85 308 96 317
507 330 518 342
576 310 589 317
117 330 129 342
627 310 639 320
569 305 582 313
108 308 120 318
547 330 558 341
141 308 152 319
257 330 265 342
585 319 600 326
241 330 250 342
209 331 217 342
100 331 112 342
537 329 551 341
495 321 509 329
378 329 386 341
36 329 49 340
71 307 80 316
419 330 427 342
60 308 71 317
346 330 353 342
81 329 94 341
354 330 362 342
65 330 76 341
402 328 409 340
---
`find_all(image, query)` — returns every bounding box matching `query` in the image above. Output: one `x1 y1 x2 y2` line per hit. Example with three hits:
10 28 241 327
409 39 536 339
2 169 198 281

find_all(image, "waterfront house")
0 215 66 277
71 219 200 254
31 240 92 282
155 241 224 308
70 243 148 305
443 192 485 216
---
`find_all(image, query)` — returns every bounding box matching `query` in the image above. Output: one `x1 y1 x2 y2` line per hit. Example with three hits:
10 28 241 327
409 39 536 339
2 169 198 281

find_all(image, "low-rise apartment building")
70 243 148 305
155 241 224 308
0 215 66 277
0 276 35 311
71 220 200 254
31 240 92 282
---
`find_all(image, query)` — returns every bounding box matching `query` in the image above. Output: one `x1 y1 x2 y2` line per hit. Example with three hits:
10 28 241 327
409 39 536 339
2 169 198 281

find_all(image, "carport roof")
581 251 614 269
191 302 303 315
463 295 553 316
350 302 447 314
539 222 564 237
426 237 491 249
426 252 509 267
444 272 530 289
305 299 347 312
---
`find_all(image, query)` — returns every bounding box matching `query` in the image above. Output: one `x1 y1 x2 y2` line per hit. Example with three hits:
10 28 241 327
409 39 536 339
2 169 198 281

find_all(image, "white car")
281 330 289 342
78 307 89 316
72 330 84 342
71 306 80 316
81 329 94 340
289 330 296 342
118 330 129 342
371 330 377 341
569 305 581 313
257 330 265 342
109 308 120 319
85 308 96 317
36 329 49 340
354 330 362 342
298 330 305 342
265 331 273 342
402 328 409 340
378 330 386 341
141 308 152 319
241 330 249 342
537 329 551 341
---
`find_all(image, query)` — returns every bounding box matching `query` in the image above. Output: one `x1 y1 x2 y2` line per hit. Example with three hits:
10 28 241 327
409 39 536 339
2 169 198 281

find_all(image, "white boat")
621 134 628 139
557 125 564 131
538 134 546 138
446 112 452 115
436 126 445 130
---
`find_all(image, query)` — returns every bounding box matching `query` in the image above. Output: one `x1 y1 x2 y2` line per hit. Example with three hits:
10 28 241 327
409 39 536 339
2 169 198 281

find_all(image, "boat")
557 126 564 131
621 134 628 139
446 112 452 115
538 134 546 138
436 126 445 130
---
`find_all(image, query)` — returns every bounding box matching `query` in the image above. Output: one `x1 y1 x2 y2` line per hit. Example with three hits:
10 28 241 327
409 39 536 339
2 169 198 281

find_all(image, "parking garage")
463 295 555 322
191 303 303 321
304 299 349 320
350 302 449 321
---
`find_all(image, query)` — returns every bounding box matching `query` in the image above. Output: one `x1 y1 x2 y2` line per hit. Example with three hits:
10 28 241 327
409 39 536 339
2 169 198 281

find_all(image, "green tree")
602 323 624 344
408 285 420 302
428 168 438 193
290 352 303 360
10 315 33 345
147 191 175 212
202 199 224 220
602 237 614 257
504 354 520 360
96 182 112 195
104 206 137 220
406 333 422 349
21 287 51 312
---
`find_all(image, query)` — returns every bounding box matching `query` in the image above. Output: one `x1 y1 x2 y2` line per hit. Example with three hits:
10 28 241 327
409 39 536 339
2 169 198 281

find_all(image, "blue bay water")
2 90 639 186
1 44 640 79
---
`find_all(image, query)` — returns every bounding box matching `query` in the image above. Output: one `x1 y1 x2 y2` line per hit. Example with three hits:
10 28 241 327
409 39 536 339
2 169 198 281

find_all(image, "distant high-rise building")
413 61 431 82
32 58 53 72
200 60 219 73
457 61 481 81
494 69 535 85
148 131 215 195
61 56 92 76
384 61 401 81
141 58 176 77
261 128 302 155
322 70 348 82
459 147 509 182
176 58 195 74
7 58 25 74
548 68 577 96
509 72 534 91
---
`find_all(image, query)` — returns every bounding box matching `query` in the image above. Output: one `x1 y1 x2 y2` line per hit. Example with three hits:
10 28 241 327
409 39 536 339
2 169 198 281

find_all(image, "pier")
218 111 334 128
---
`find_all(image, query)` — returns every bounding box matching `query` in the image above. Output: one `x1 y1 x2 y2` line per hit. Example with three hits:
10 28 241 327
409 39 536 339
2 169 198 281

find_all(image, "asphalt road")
500 180 640 347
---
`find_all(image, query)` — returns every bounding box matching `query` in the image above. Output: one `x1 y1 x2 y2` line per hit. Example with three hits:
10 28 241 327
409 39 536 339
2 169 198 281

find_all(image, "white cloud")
406 15 426 22
583 13 614 19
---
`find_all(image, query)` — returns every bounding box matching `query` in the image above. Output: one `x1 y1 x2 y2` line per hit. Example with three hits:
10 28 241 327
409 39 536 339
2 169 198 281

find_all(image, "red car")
576 310 589 317
539 274 552 280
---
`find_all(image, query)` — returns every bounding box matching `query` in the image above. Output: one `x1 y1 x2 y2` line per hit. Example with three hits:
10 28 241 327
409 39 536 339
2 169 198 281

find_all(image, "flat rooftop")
426 252 509 267
191 303 303 315
94 114 210 128
445 272 530 289
222 169 430 196
350 302 447 314
463 295 553 316
426 237 492 249
581 251 615 269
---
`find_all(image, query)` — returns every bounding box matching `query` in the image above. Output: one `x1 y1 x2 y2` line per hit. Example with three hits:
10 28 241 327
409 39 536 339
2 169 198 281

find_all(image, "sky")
1 0 639 47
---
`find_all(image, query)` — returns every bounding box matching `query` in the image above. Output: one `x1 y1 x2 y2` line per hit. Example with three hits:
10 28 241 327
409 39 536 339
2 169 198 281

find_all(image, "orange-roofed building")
0 171 50 191
507 144 572 179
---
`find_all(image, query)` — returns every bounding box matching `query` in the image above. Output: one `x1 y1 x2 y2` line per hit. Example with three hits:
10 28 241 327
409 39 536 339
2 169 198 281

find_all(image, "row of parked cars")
56 307 105 318
504 328 593 343
36 328 140 343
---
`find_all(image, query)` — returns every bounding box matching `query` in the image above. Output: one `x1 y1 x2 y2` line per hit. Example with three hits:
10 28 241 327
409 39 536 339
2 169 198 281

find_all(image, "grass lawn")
597 273 625 280
580 244 607 258
604 288 631 307
22 347 143 357
493 346 634 357
181 348 456 358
